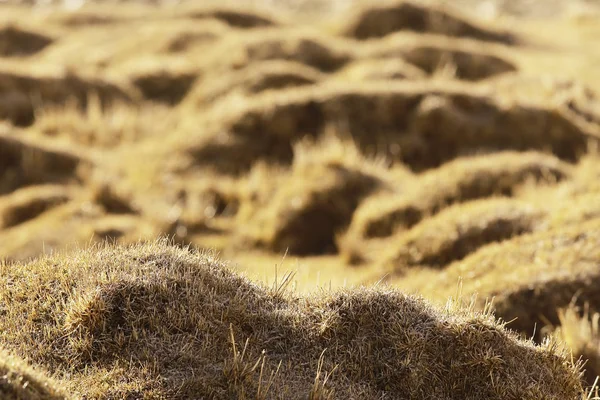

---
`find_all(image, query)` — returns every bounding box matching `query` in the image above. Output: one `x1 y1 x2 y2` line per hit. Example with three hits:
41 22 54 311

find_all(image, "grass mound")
201 30 353 73
203 83 597 174
555 306 600 386
0 131 89 195
378 198 544 270
182 6 280 28
188 61 324 106
131 69 198 104
0 25 53 57
362 34 517 81
415 219 600 339
0 185 72 228
237 150 384 255
32 99 172 148
0 241 584 399
344 151 570 240
0 69 135 126
339 57 427 81
342 1 515 43
162 21 230 53
0 349 67 400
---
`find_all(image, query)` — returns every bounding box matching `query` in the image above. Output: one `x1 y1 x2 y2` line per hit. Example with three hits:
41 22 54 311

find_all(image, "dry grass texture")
1 0 600 397
0 241 586 399
0 349 67 400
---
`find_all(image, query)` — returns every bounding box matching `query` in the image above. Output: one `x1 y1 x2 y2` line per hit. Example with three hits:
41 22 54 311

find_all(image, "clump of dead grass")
0 349 68 400
0 69 136 126
0 130 90 195
360 33 517 81
0 240 585 399
131 68 198 104
188 60 324 107
197 82 598 174
367 198 545 270
236 137 390 255
345 151 570 241
0 184 73 228
32 96 173 148
179 4 282 28
199 29 354 74
410 218 600 339
0 25 53 57
555 305 600 387
341 0 516 43
338 57 427 81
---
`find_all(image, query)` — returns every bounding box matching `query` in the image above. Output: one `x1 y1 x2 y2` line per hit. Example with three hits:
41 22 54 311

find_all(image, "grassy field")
1 0 600 398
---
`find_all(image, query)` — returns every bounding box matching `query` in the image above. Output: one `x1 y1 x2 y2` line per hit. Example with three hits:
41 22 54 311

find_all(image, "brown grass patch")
188 60 324 107
196 82 598 174
237 148 385 255
413 219 600 339
338 57 427 81
0 69 136 126
180 5 281 28
361 33 517 81
342 1 516 44
200 29 354 73
131 69 198 104
344 151 570 241
0 25 53 57
0 349 67 400
377 198 544 270
0 131 90 195
0 240 584 399
555 305 600 387
0 185 73 228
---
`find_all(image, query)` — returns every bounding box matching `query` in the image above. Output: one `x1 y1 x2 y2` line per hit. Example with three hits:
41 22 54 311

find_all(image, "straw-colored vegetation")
1 0 600 398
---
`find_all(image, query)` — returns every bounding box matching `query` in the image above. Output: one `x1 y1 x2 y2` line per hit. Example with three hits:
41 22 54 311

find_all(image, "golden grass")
0 349 68 400
1 0 600 396
397 219 600 340
0 240 585 399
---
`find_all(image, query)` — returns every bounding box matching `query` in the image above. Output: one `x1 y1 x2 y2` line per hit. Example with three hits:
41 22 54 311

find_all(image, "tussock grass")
31 97 174 148
0 240 585 399
360 32 517 81
373 198 544 270
341 0 516 43
345 151 570 241
0 185 73 228
198 29 354 74
178 4 282 28
0 349 67 400
410 219 600 339
196 82 598 174
188 60 325 107
0 130 90 195
236 137 389 255
556 305 600 387
0 68 136 126
338 57 427 81
0 25 53 57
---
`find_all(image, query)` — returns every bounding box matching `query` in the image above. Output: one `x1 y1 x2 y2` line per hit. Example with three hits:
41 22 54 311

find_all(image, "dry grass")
344 151 570 243
378 198 545 270
1 0 600 397
555 305 600 387
400 219 600 340
340 0 516 43
0 240 586 399
0 349 68 400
